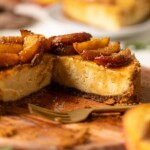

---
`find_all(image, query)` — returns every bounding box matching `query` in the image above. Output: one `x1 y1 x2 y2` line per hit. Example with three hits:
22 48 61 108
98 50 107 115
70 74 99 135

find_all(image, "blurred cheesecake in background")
61 0 150 31
31 0 58 5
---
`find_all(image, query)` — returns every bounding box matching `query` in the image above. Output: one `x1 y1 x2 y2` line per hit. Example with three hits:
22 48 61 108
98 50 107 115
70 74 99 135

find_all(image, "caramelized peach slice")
20 29 33 38
19 34 42 63
94 48 131 67
0 43 23 54
0 53 19 67
52 32 92 46
53 45 77 55
20 29 45 41
73 37 110 54
81 42 120 60
123 104 150 150
0 36 23 44
43 37 54 52
51 32 91 55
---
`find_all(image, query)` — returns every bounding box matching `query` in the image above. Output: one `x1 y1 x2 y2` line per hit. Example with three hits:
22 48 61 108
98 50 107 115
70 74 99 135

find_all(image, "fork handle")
91 105 137 113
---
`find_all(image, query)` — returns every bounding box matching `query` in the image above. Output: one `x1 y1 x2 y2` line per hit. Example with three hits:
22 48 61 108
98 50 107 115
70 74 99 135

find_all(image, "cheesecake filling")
52 55 140 103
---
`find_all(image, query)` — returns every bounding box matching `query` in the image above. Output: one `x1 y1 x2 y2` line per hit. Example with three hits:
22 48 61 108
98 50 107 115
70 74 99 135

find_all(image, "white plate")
47 4 150 39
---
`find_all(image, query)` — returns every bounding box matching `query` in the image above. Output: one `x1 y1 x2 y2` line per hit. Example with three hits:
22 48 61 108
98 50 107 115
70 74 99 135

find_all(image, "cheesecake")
52 55 140 104
0 31 141 104
0 30 54 102
0 54 54 102
61 0 150 31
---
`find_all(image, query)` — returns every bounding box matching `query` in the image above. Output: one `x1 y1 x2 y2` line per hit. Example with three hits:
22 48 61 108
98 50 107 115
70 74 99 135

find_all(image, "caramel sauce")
17 84 107 112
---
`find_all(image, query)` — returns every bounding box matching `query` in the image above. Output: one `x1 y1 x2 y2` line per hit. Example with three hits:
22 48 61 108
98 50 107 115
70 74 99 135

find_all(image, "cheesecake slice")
52 55 140 104
0 54 54 102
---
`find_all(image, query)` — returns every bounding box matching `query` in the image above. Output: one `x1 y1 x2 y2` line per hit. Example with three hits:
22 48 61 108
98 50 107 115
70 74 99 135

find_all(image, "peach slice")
20 29 33 38
73 37 110 54
94 48 131 67
0 36 23 44
19 34 42 63
0 43 23 54
80 42 120 60
0 53 19 67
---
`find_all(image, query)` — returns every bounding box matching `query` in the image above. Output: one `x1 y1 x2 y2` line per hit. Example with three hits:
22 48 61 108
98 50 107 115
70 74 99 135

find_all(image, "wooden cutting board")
0 66 149 150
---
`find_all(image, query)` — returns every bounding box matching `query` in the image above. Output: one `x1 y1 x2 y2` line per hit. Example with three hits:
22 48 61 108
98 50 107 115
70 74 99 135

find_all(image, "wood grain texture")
0 66 149 150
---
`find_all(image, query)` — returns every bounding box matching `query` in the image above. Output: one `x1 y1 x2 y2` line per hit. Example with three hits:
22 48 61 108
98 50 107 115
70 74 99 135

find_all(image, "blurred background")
0 0 150 67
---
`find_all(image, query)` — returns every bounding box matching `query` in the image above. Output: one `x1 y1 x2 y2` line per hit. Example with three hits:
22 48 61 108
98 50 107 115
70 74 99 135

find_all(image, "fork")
28 103 137 123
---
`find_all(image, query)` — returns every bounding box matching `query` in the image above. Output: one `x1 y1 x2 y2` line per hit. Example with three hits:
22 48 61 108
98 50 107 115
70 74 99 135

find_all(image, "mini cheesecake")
0 54 54 102
52 55 140 104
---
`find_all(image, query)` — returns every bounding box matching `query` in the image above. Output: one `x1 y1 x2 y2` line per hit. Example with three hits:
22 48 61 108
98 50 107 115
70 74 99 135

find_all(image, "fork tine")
31 109 70 118
28 104 70 119
28 104 69 116
29 108 72 122
37 110 70 118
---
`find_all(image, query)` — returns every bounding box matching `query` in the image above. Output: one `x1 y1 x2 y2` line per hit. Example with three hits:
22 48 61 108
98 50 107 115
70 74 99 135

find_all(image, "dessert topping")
80 41 120 60
0 30 132 69
73 37 110 54
51 32 92 55
94 48 131 67
73 37 132 67
0 30 48 68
